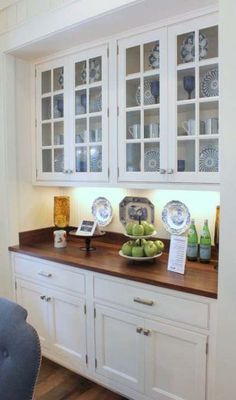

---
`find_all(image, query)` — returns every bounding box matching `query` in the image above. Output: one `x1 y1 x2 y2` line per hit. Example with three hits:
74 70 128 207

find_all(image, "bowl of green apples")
124 220 157 239
119 238 164 261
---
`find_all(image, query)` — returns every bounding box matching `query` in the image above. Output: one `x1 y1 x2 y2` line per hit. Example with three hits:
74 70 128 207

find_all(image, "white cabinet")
36 45 109 183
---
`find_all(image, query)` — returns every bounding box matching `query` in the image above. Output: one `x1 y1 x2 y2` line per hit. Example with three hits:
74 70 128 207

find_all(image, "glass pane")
75 119 87 144
177 140 195 172
54 121 64 145
199 139 218 172
126 46 140 75
42 123 51 146
42 149 52 172
144 76 160 105
126 143 141 172
200 101 219 135
54 148 64 172
53 94 64 118
53 67 64 91
75 90 87 115
126 111 141 139
144 109 160 138
177 32 195 65
75 60 87 86
89 87 102 113
144 41 160 71
42 97 51 120
200 64 218 98
177 68 195 100
42 70 51 94
126 78 140 107
199 26 218 61
89 116 102 143
89 146 102 172
177 104 195 136
75 147 87 172
144 142 160 172
89 57 102 83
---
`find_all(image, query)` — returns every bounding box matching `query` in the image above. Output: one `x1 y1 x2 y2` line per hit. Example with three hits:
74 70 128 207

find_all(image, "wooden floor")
34 358 127 400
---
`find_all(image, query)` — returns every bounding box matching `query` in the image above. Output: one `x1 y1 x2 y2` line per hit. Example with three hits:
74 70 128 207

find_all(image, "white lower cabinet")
12 253 216 400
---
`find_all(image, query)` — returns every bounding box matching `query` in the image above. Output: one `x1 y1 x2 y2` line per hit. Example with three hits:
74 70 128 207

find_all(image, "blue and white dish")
144 148 160 172
57 70 64 89
162 200 191 235
79 62 87 84
199 32 208 60
92 197 113 226
180 32 208 63
199 145 218 172
89 58 102 83
90 147 102 172
136 81 155 106
90 92 102 113
148 42 160 69
200 67 219 97
119 196 154 226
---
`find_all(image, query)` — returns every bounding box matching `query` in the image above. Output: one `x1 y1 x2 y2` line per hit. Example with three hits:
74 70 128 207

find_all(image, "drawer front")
14 255 85 295
94 276 209 329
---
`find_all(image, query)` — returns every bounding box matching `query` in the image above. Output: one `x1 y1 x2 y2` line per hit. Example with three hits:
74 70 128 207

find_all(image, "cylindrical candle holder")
54 196 70 228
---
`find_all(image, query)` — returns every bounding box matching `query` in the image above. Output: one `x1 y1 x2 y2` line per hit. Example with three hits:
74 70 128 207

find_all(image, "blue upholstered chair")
0 297 41 400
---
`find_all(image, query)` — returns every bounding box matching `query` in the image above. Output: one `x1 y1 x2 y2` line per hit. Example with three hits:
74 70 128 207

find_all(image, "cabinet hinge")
35 69 37 78
107 108 109 118
107 47 109 58
35 119 37 128
15 281 17 290
206 342 208 354
95 358 97 368
84 304 87 315
94 308 96 318
117 167 119 178
117 106 119 116
108 168 110 178
86 354 88 364
36 169 38 178
117 45 119 55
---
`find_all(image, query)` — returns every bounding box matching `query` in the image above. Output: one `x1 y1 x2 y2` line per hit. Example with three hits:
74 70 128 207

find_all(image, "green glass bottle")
200 219 211 263
187 219 198 261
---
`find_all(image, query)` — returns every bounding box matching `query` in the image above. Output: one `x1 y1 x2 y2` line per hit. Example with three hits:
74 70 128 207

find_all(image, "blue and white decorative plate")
199 145 218 172
136 81 155 106
92 197 113 226
162 200 191 235
149 42 160 69
90 92 102 113
90 147 102 172
144 148 160 172
119 196 155 226
180 32 208 63
200 67 218 97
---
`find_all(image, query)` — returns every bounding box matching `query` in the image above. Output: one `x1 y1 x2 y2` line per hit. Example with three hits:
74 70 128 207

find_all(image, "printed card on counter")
167 235 187 274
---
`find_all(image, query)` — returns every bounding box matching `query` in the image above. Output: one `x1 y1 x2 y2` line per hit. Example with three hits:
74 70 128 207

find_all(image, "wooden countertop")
9 231 218 299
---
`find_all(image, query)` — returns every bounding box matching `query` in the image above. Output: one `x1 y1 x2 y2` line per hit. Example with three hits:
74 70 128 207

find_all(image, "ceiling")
11 0 218 61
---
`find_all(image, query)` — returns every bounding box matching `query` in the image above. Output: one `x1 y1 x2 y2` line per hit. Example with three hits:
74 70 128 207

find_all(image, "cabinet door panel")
16 280 49 348
145 320 207 400
49 289 87 367
95 305 145 392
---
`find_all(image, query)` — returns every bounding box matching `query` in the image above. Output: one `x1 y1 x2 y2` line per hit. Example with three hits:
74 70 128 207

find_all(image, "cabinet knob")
45 297 51 302
160 169 166 174
40 295 46 300
167 168 174 174
143 329 151 336
68 169 73 174
63 169 69 174
136 327 143 334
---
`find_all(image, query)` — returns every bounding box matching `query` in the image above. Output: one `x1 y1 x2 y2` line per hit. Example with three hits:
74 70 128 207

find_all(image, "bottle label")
200 244 211 260
187 244 198 258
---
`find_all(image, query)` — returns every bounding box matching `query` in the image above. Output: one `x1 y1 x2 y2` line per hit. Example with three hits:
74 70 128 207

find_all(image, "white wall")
215 1 236 397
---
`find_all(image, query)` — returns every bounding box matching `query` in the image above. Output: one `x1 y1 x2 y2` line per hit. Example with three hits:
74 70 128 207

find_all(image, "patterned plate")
149 42 160 69
90 147 102 172
92 197 112 226
199 146 218 172
136 80 155 106
162 200 191 235
180 32 208 63
200 68 219 97
144 148 160 172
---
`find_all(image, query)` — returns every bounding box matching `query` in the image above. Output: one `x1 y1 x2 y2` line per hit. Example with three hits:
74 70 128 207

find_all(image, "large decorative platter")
119 196 154 226
124 231 157 239
199 146 218 172
200 67 218 97
180 32 208 63
91 197 113 227
161 200 191 235
119 250 162 261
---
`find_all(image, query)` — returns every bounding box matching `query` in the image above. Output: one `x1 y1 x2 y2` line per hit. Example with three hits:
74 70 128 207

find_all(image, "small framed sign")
76 220 97 236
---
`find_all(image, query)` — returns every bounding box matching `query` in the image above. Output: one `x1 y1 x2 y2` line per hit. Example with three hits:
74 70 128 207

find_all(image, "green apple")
126 222 135 235
132 223 144 236
121 241 133 256
141 238 147 246
144 223 155 236
154 240 165 253
132 245 144 257
144 242 158 257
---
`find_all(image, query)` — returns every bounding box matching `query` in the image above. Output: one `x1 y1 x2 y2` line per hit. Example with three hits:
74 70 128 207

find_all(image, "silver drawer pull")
143 329 151 336
136 327 143 334
133 297 154 306
38 271 52 278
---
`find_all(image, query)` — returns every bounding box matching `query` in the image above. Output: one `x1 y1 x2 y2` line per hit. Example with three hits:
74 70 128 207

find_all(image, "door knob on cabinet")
167 168 174 174
40 295 46 300
143 329 151 336
45 297 51 302
160 169 166 174
136 327 143 334
68 169 73 174
63 169 69 174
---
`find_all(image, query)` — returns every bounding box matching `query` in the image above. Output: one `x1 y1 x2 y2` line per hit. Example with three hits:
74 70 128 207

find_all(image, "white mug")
144 123 160 138
128 124 140 139
54 230 67 248
182 119 195 135
205 118 218 134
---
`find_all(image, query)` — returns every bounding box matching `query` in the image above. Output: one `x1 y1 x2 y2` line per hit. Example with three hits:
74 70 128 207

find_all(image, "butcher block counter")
9 227 218 299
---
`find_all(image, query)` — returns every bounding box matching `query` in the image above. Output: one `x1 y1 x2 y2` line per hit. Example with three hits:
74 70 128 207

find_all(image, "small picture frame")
76 220 97 236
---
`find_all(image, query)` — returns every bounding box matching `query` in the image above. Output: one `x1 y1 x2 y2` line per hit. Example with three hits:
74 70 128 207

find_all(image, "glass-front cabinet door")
36 59 69 181
168 14 219 183
118 29 168 182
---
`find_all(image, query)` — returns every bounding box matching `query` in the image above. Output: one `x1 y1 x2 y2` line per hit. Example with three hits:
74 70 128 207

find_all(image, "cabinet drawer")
14 255 85 295
94 276 209 329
